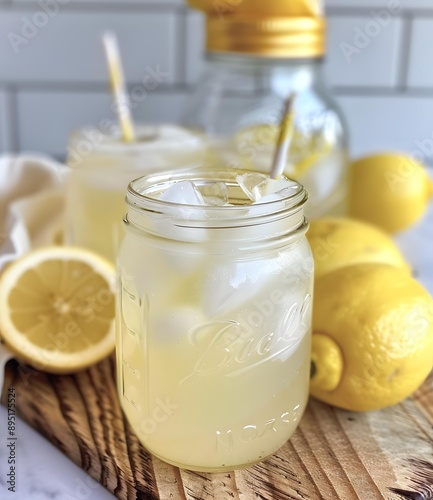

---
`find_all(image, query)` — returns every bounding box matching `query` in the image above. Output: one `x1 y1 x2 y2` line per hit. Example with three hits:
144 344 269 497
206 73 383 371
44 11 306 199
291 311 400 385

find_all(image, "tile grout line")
396 13 413 91
174 8 187 86
7 84 19 153
332 87 433 97
0 81 193 92
8 82 433 98
326 6 433 17
0 2 188 13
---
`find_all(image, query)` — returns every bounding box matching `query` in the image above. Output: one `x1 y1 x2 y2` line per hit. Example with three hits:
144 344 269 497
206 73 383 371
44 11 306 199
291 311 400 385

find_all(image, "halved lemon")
0 246 116 374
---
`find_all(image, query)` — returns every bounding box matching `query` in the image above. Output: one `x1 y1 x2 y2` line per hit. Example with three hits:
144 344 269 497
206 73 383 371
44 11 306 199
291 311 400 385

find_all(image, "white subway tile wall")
0 0 433 161
335 95 433 159
17 90 189 157
0 89 12 152
185 11 205 85
0 12 179 83
407 18 433 89
325 16 403 88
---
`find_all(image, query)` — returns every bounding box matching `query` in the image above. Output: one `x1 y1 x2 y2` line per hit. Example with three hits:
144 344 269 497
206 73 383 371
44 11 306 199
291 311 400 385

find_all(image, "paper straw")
102 32 135 143
270 94 296 179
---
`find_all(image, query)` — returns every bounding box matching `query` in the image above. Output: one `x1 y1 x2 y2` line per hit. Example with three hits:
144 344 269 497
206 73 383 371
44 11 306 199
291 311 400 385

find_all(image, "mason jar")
182 0 348 218
65 124 206 261
116 169 314 472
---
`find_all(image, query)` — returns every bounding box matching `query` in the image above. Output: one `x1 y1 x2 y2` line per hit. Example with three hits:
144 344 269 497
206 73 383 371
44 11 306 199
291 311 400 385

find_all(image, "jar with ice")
117 169 313 471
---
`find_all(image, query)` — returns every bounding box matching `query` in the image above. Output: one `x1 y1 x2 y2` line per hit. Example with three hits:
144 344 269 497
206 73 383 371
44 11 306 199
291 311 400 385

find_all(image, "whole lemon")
348 153 433 234
307 217 409 279
310 263 433 411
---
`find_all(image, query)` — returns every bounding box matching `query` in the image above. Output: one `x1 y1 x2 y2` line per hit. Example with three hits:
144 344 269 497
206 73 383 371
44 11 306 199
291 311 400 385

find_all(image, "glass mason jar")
182 0 349 219
116 169 314 472
65 124 206 261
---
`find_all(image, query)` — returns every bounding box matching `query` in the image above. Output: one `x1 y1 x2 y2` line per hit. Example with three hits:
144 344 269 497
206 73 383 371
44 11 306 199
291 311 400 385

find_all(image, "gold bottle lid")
188 0 325 58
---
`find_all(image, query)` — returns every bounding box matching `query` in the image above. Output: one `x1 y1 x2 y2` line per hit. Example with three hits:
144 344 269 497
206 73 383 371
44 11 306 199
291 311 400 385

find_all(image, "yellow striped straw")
270 94 296 179
102 32 135 143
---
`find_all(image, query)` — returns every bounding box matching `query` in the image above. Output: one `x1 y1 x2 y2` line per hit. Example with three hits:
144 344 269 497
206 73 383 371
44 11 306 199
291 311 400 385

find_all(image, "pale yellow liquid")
66 126 206 261
67 168 129 261
117 233 313 471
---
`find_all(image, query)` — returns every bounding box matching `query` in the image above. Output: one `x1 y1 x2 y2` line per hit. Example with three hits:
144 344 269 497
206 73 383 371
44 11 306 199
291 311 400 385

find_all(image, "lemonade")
116 170 313 471
66 124 206 261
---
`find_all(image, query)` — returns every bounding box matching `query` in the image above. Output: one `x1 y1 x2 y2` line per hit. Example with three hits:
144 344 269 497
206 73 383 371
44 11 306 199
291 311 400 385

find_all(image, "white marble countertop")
0 405 114 500
0 203 432 500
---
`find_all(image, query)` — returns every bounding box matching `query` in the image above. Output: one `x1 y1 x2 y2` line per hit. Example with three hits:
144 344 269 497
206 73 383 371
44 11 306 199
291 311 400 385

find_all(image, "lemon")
0 246 116 374
307 217 409 279
348 153 433 233
310 263 433 411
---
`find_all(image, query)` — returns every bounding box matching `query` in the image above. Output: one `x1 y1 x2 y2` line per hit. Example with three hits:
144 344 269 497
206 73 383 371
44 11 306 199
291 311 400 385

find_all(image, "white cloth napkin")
0 155 68 273
0 155 68 385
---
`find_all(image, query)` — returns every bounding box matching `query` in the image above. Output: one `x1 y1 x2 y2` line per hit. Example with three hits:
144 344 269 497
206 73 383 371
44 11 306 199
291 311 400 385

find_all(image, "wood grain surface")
1 356 433 500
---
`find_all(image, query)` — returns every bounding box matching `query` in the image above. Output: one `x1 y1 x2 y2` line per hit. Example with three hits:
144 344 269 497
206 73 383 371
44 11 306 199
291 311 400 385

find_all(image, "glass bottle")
182 0 348 218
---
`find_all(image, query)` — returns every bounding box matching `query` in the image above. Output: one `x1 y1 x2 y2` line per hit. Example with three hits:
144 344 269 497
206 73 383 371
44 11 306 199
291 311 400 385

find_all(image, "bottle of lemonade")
182 0 348 218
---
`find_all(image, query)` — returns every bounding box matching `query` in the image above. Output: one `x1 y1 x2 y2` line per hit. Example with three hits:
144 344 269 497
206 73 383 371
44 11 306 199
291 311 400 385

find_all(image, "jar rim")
126 168 307 230
68 124 205 155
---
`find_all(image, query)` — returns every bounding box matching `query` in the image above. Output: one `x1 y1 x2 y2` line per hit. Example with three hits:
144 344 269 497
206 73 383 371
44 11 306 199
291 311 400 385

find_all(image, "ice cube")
159 180 205 206
153 180 209 248
196 182 229 206
237 173 268 202
201 258 281 318
247 177 302 227
237 173 299 203
260 178 300 199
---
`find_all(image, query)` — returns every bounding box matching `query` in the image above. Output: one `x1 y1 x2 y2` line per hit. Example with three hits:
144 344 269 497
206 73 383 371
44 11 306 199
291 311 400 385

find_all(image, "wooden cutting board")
1 356 433 500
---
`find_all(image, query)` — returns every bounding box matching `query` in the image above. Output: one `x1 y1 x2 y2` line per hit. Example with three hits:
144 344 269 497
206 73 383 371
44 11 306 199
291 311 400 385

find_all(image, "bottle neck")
207 51 323 68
